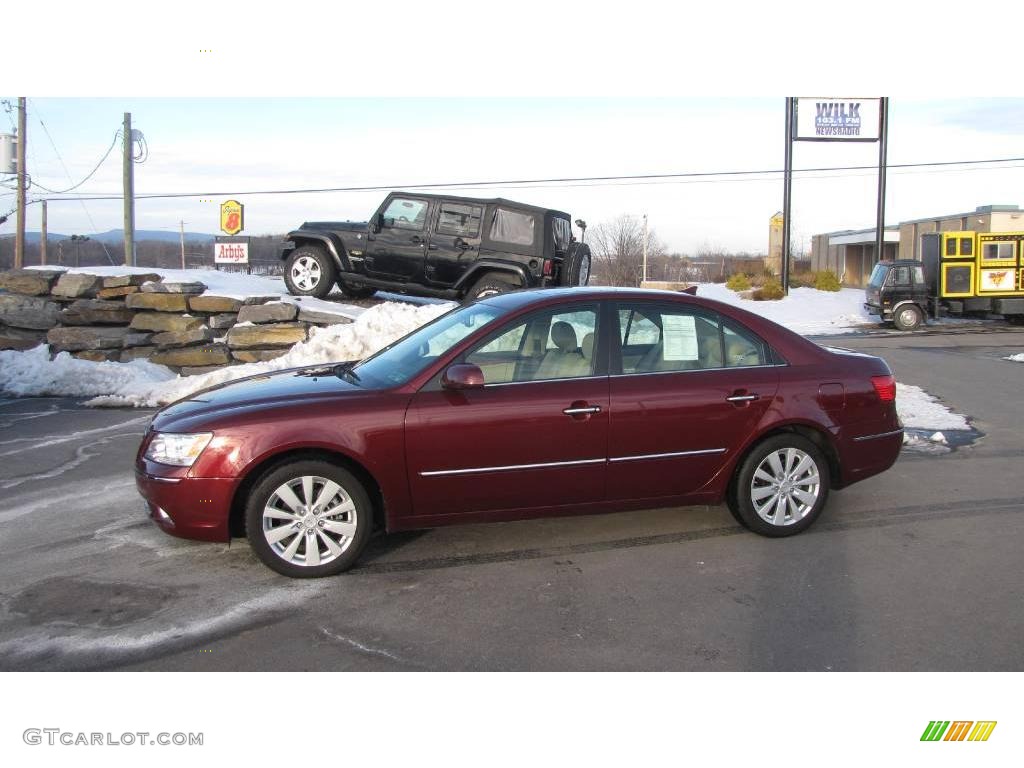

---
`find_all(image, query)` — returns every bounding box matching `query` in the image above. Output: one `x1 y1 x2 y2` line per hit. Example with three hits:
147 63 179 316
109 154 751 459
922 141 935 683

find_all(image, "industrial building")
811 204 1023 287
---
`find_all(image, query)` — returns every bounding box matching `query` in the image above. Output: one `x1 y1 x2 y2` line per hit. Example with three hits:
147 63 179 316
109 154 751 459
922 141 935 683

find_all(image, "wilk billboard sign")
794 97 882 142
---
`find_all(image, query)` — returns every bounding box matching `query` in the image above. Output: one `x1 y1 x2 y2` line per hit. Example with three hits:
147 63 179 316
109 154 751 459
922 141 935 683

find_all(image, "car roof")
478 286 700 309
390 191 569 217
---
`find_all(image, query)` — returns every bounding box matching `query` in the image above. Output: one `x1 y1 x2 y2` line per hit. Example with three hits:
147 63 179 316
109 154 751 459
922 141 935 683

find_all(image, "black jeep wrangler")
280 192 591 302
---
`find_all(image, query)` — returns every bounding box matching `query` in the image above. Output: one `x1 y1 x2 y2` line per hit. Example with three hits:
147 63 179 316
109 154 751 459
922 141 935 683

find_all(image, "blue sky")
3 97 1023 254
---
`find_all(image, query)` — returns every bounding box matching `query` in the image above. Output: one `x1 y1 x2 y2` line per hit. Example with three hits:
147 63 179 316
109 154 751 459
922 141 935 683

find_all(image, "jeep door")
404 303 608 519
365 195 432 280
425 200 484 287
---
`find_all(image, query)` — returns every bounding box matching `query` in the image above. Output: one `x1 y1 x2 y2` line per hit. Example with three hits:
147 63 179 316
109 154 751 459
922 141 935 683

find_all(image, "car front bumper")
863 302 893 321
135 470 238 542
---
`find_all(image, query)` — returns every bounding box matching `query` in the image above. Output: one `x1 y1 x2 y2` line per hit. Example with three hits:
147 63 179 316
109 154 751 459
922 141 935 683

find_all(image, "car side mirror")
442 363 485 390
370 213 384 234
383 216 396 229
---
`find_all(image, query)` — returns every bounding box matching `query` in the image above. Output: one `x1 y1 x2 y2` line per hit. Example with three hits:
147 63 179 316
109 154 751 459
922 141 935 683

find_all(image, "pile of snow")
1004 353 1024 363
697 283 874 336
895 382 971 450
0 302 452 408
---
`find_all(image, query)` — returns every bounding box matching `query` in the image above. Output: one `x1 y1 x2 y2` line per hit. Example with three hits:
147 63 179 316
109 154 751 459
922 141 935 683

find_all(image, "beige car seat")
536 321 590 380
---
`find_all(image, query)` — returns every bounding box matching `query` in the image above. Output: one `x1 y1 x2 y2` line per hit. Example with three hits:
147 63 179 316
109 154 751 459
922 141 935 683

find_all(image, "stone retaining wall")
0 269 352 376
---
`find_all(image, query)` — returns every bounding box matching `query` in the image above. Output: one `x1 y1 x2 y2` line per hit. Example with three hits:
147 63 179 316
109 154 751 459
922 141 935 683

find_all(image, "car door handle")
427 244 438 250
726 393 759 403
563 405 602 415
410 235 423 244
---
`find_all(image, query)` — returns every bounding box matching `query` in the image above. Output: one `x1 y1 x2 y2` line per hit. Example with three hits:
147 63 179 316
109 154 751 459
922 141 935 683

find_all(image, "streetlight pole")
14 97 26 269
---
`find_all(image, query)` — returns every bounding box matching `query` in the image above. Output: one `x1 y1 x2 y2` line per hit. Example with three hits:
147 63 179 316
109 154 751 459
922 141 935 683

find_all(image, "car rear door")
607 300 780 501
425 200 484 287
404 303 608 518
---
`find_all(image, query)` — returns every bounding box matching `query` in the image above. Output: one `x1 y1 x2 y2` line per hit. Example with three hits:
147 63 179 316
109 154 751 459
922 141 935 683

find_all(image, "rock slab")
61 299 135 326
47 326 130 351
150 344 232 367
129 312 206 333
52 273 103 299
226 322 308 349
125 293 190 312
0 294 63 330
237 302 298 324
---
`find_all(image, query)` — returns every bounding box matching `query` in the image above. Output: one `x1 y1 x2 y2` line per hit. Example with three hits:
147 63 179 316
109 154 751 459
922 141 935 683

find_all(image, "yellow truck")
864 231 1024 330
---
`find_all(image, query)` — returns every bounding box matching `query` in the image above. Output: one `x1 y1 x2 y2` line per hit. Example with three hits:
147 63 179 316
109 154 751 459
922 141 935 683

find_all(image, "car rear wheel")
245 460 372 578
463 272 519 303
731 435 830 537
893 304 923 331
284 246 337 299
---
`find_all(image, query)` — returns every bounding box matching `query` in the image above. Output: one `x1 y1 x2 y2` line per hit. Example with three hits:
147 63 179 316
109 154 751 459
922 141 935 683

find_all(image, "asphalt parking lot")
0 327 1021 671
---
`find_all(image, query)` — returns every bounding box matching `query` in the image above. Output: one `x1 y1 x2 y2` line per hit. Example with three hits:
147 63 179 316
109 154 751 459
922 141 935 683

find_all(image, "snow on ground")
894 383 970 432
1005 353 1024 362
696 283 874 335
0 302 453 408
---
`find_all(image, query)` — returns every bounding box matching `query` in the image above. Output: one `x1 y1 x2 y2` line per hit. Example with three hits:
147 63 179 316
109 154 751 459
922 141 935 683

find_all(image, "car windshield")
350 303 503 388
868 263 889 288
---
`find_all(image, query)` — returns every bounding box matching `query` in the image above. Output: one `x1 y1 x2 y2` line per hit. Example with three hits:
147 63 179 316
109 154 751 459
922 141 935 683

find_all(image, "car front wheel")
893 304 923 331
730 435 830 537
284 246 337 299
245 460 373 578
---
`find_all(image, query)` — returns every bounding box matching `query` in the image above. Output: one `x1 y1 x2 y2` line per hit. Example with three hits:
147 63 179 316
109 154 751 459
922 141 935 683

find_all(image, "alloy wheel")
261 475 357 567
291 256 322 291
749 447 821 526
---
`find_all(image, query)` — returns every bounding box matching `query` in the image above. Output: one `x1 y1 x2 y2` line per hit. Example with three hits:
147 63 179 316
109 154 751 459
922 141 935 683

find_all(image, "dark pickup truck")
280 192 591 302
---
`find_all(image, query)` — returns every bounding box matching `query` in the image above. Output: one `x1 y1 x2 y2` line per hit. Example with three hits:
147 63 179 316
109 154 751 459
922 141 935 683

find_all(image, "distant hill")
2 230 217 244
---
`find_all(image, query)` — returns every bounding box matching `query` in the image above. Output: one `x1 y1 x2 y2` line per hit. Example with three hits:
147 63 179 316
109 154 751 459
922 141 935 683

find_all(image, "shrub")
753 278 785 301
814 269 841 292
789 271 815 289
725 273 751 291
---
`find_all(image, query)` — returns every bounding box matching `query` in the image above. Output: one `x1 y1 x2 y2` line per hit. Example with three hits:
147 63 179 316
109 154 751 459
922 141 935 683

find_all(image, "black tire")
245 460 373 578
731 434 830 538
284 245 337 299
893 304 923 331
337 279 377 300
462 272 519 303
560 243 592 287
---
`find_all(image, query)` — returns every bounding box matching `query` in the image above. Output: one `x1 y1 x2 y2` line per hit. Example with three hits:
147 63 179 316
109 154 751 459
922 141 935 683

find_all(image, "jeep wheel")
463 273 519 303
338 279 377 300
561 243 592 287
284 246 337 299
893 304 923 332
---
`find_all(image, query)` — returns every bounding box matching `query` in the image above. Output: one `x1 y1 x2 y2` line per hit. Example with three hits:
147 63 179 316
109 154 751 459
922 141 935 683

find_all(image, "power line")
29 130 121 194
28 99 116 264
31 155 1024 202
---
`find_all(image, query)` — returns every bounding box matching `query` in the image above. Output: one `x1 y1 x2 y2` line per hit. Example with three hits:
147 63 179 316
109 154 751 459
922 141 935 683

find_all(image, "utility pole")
642 214 648 286
40 200 48 265
14 97 26 269
179 220 186 269
122 112 135 266
874 97 890 271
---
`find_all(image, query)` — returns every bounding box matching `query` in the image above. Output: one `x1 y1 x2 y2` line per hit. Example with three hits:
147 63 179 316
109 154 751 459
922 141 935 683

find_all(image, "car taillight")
871 375 896 402
542 259 553 276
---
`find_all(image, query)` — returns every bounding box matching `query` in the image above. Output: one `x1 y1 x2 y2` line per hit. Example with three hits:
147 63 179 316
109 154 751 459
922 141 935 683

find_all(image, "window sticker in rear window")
662 314 699 361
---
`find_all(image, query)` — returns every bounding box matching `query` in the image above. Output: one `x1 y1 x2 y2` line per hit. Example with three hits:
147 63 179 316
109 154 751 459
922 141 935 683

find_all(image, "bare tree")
590 214 666 287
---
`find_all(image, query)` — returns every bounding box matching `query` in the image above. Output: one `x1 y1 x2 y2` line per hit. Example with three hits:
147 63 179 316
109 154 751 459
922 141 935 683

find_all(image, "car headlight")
144 432 214 467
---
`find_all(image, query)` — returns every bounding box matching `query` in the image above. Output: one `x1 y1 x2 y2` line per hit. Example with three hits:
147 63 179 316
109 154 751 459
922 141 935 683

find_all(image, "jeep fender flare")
455 261 530 292
282 232 349 272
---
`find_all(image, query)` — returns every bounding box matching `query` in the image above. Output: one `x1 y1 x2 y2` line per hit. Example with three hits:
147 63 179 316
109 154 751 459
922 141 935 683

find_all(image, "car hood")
152 365 364 431
301 220 369 233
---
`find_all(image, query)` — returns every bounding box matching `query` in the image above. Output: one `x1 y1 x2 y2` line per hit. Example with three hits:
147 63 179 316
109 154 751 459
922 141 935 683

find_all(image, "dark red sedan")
136 287 902 577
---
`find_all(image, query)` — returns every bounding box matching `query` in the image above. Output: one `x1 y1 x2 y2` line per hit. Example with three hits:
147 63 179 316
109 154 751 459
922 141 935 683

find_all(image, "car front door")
404 303 608 519
607 301 780 502
425 200 484 287
365 196 431 280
